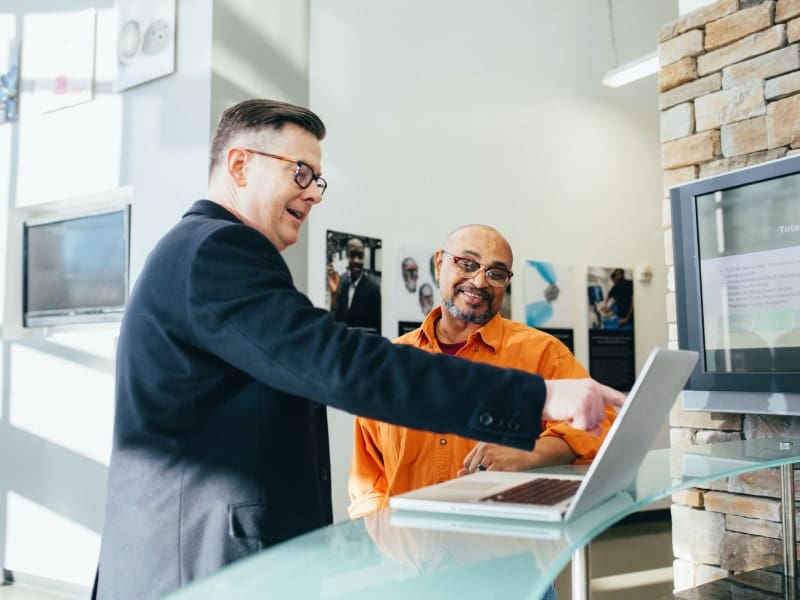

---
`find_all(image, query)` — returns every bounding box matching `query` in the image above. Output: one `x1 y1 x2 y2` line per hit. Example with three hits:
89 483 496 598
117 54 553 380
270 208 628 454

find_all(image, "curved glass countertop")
168 439 800 600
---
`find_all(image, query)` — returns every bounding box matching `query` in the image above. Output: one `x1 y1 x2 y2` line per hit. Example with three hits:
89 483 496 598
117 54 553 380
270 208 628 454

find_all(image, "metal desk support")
781 459 796 580
572 545 590 600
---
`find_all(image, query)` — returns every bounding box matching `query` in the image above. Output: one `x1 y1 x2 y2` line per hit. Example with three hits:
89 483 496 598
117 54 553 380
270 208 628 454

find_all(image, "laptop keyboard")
480 478 581 505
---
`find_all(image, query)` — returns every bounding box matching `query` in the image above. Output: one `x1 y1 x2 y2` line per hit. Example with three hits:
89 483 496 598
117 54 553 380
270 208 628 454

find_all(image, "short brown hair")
208 99 326 175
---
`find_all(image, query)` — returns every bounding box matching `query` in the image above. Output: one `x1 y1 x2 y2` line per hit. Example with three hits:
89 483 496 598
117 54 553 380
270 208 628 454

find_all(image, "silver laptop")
389 491 635 541
389 348 698 522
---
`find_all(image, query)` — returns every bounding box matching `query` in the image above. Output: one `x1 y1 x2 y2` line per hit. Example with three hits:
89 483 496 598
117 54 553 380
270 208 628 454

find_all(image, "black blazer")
333 271 381 333
96 200 546 599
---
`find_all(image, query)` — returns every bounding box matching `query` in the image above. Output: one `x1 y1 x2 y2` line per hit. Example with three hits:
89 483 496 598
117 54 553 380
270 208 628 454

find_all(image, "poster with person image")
587 266 635 391
397 244 440 335
326 230 382 335
524 260 575 352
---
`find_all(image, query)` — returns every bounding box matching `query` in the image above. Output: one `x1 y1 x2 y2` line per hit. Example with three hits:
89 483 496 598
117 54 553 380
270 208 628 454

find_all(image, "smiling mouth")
457 285 491 304
287 208 303 220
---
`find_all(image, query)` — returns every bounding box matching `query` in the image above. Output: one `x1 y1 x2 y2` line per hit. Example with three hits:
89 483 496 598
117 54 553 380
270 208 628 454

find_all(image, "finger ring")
477 463 487 471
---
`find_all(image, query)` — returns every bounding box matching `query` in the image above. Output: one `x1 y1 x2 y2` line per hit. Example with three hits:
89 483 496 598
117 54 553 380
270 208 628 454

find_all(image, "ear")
433 250 444 281
227 147 249 187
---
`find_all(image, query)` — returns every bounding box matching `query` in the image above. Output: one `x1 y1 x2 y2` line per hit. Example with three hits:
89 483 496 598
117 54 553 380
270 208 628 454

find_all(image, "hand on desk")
458 437 578 476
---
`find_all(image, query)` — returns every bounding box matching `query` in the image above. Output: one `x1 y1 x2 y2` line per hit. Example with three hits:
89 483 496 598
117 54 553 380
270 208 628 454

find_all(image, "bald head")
442 225 513 269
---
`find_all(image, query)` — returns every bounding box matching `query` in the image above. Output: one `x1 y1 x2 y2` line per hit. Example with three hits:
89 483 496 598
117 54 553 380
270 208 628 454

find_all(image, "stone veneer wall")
659 0 800 591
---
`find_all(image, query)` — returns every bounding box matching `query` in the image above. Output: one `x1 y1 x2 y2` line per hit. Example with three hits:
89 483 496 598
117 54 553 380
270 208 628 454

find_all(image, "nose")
468 267 490 287
303 184 323 205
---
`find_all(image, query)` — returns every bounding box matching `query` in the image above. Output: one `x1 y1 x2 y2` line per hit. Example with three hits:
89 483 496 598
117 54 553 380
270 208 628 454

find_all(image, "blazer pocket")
228 502 314 544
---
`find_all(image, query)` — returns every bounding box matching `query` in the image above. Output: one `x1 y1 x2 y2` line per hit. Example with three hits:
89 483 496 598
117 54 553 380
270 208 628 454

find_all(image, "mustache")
455 284 492 302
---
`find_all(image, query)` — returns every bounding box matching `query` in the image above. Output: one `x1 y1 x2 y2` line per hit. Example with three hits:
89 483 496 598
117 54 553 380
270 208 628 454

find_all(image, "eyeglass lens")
295 163 327 194
451 256 509 287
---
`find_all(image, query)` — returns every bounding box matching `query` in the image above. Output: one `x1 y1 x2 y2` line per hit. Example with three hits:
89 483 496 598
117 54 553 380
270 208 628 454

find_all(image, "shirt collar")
418 306 503 352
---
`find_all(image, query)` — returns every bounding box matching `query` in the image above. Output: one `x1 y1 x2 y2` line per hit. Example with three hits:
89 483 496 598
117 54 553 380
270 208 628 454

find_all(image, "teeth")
287 209 302 218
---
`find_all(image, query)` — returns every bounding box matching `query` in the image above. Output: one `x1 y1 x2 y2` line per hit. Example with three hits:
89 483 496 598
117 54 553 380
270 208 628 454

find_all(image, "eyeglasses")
441 250 513 287
243 149 327 195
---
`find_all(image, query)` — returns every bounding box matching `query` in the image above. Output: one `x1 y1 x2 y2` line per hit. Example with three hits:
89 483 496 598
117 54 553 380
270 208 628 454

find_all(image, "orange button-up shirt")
347 307 616 519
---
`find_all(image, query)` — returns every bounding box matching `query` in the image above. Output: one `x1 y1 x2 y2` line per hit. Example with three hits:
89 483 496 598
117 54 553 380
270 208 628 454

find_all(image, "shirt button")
479 413 493 426
439 438 447 445
319 467 329 481
474 347 479 353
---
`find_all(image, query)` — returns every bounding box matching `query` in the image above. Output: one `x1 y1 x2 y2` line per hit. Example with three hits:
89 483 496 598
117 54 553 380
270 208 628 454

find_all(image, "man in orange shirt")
348 224 617 519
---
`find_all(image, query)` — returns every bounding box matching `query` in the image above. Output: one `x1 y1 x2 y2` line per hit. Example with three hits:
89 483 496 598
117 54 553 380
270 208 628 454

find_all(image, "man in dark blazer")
330 237 382 334
94 99 624 599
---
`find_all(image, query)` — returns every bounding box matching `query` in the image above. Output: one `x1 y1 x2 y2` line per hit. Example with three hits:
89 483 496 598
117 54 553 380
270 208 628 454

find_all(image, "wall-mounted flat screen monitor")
671 155 800 415
23 206 130 327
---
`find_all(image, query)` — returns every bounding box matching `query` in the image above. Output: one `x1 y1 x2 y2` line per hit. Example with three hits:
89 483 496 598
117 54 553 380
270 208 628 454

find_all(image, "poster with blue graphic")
524 260 575 352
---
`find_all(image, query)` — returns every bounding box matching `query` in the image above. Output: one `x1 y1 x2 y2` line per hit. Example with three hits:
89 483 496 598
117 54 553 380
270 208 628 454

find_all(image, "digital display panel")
695 175 800 373
24 208 129 326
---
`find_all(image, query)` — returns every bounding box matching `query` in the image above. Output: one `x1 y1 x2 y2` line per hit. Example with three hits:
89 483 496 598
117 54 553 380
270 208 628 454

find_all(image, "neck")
435 310 480 345
207 181 240 219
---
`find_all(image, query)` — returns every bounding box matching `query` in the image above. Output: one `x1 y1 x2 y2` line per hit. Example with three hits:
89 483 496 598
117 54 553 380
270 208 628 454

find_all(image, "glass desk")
169 439 800 600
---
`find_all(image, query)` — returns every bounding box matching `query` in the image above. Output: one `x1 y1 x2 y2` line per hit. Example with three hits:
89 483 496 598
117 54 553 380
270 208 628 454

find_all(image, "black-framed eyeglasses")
441 250 513 287
243 149 327 195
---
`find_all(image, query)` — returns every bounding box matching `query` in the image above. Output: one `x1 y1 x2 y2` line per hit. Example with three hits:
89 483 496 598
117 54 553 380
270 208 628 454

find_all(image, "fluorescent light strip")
602 50 659 88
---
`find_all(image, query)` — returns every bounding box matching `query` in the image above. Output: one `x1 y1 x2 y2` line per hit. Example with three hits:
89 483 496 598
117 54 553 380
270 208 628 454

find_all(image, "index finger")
462 444 480 469
599 383 626 408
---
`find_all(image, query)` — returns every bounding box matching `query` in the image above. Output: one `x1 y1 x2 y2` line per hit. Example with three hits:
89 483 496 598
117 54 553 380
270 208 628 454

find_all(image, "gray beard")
443 297 495 325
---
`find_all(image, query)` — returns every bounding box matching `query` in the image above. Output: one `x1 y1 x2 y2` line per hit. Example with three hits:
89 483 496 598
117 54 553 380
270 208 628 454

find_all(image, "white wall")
211 0 312 290
308 0 677 521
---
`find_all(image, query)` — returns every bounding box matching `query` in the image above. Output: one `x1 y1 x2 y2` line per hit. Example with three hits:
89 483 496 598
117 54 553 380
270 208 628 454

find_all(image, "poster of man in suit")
326 230 382 335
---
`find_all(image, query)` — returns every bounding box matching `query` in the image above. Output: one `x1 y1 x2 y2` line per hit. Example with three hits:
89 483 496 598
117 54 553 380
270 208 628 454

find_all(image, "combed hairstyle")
208 99 326 175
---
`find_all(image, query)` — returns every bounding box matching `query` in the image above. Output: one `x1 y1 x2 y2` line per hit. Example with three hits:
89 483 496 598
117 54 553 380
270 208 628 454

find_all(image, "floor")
0 587 79 600
1 512 675 600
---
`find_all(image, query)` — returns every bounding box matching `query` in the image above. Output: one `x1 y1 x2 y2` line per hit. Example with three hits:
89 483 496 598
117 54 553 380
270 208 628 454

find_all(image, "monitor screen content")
696 174 800 374
671 154 800 414
24 208 129 327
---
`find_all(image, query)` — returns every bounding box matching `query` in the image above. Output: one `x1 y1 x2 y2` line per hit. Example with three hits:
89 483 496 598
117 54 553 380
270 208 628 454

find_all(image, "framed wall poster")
396 244 440 335
25 9 96 113
524 260 575 352
326 230 383 335
587 266 635 391
113 0 176 92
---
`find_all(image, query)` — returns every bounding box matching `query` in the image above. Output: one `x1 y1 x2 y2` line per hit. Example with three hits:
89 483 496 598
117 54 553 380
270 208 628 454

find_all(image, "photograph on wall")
113 0 176 92
524 260 575 352
25 9 96 113
587 266 635 390
0 39 20 123
396 244 440 336
326 230 382 335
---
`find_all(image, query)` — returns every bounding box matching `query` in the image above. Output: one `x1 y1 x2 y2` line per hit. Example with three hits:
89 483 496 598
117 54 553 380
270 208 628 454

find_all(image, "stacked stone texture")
659 0 800 591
